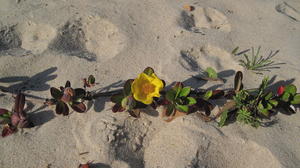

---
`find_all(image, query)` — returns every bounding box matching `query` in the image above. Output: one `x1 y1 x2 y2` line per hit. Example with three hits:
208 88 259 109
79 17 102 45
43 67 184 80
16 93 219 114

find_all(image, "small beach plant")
234 46 284 74
0 93 31 137
164 82 197 115
218 71 300 127
48 81 87 115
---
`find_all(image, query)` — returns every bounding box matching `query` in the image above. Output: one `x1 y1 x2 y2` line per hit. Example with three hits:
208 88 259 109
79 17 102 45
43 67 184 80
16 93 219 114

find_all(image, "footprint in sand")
71 113 152 167
17 21 57 54
51 16 126 62
144 119 282 168
0 25 21 51
181 6 231 33
179 44 243 72
276 2 300 22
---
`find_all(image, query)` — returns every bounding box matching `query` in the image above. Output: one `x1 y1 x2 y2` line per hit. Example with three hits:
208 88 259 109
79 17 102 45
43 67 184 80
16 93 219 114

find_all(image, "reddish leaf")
0 108 8 115
112 104 125 113
234 71 243 92
157 99 170 106
61 94 72 103
71 103 86 113
210 90 225 99
195 98 214 114
78 164 90 168
2 125 16 137
56 101 69 115
51 87 63 100
14 93 25 114
88 75 95 85
64 87 74 97
11 113 21 127
65 80 71 88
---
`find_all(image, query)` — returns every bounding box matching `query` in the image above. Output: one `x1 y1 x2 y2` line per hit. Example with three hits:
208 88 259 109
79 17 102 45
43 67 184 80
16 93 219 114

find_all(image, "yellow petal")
131 71 164 105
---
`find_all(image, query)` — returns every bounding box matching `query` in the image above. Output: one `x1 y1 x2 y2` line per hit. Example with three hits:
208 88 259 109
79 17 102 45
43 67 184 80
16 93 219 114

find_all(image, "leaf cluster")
49 81 87 115
219 72 300 127
165 82 196 116
0 93 31 137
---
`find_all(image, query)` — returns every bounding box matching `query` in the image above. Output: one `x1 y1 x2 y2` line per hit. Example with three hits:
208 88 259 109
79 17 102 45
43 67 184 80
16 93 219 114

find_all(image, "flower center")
142 83 155 94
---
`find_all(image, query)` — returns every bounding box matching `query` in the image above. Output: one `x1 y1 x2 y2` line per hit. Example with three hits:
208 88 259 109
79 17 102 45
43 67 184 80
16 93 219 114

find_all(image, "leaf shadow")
267 76 295 92
29 110 55 127
0 67 57 93
88 163 111 168
179 50 201 72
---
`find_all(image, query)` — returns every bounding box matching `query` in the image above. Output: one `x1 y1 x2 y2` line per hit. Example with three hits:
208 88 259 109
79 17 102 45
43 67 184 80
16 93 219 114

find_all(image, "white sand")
0 0 300 167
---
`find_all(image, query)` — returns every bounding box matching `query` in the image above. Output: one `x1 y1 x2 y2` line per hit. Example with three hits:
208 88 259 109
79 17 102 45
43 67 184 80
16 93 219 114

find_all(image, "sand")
0 0 300 167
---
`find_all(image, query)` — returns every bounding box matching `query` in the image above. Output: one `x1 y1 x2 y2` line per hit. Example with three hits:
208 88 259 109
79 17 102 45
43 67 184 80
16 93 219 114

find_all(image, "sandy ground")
0 0 300 167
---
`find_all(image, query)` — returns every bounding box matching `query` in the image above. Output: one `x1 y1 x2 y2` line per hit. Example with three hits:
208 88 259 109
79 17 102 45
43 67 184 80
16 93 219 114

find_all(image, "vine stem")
0 88 123 105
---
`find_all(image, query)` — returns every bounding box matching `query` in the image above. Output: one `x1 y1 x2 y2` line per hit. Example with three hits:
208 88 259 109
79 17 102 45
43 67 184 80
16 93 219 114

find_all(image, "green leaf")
259 108 269 117
121 97 128 108
285 84 297 95
128 96 136 110
266 103 273 110
232 46 239 55
166 105 175 116
175 105 189 113
50 87 63 100
291 94 300 105
269 100 278 107
88 75 95 85
265 92 273 100
187 97 196 105
166 90 176 102
281 92 290 102
173 82 183 98
179 87 191 97
111 94 124 104
143 67 154 76
123 79 133 96
258 102 265 111
203 90 213 100
218 110 229 127
121 96 136 110
206 67 218 79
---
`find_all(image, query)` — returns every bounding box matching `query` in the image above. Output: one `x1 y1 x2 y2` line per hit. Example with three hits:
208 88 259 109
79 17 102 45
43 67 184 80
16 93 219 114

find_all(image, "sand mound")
180 44 243 72
181 6 231 32
0 25 21 51
144 117 282 168
17 21 57 54
50 16 126 62
84 15 126 62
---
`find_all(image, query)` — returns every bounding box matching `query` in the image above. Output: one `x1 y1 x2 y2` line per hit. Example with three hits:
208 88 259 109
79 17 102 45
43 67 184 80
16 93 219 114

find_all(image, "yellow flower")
131 72 164 104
